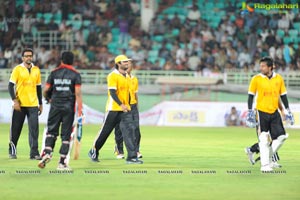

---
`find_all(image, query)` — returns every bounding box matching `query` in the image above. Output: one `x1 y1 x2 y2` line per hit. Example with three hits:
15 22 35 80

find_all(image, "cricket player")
246 56 294 172
88 55 143 164
114 61 142 159
8 48 43 160
38 51 83 170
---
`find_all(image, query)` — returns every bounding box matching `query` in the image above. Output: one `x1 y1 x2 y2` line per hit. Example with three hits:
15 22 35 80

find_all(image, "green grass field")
0 124 299 200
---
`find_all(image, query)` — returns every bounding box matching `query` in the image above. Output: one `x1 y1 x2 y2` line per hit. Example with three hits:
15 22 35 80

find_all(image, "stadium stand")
0 0 300 97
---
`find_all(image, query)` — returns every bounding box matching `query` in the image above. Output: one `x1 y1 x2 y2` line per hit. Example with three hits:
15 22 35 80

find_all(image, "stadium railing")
1 69 300 90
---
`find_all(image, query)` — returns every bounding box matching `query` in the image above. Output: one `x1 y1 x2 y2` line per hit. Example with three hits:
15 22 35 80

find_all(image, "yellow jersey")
129 74 138 105
9 63 41 107
248 72 287 114
105 69 130 111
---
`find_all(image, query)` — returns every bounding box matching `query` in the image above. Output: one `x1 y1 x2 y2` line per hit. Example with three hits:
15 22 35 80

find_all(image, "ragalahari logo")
241 2 254 15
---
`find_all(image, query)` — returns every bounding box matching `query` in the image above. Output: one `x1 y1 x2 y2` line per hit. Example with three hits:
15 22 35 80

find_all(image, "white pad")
272 133 289 154
259 131 271 167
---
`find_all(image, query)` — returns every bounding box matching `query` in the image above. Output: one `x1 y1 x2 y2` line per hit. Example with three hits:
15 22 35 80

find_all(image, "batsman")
38 51 83 170
246 57 294 172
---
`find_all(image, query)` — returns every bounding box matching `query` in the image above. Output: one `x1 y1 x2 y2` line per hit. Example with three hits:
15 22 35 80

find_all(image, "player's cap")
114 55 131 64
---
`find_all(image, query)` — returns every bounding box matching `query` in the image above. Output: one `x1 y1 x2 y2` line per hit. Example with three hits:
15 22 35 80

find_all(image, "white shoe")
57 163 72 170
137 152 143 159
261 165 273 172
116 154 124 159
244 147 255 165
270 161 282 168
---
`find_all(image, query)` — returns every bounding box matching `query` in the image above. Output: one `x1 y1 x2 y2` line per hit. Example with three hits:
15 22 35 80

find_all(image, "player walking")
114 61 142 159
88 55 142 164
38 51 83 170
246 57 294 172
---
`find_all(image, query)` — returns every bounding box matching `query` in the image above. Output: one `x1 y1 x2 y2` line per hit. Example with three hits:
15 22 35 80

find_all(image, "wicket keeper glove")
246 110 257 128
286 109 294 125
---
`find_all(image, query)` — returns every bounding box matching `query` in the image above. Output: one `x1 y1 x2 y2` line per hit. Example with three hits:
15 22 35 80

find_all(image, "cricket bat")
73 116 83 160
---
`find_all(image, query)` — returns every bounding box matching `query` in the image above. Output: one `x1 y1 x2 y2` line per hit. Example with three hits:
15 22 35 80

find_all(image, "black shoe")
126 158 143 164
9 154 17 159
38 154 51 169
30 155 42 160
88 148 100 162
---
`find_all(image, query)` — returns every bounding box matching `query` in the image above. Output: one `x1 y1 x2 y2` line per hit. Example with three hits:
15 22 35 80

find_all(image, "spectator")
187 4 201 22
130 0 140 16
95 0 108 15
162 60 174 70
215 48 227 68
129 35 141 49
47 19 59 31
0 15 8 42
98 28 112 46
19 12 33 41
187 52 200 71
159 42 171 60
36 46 51 67
238 47 251 68
130 46 145 65
225 106 241 126
178 26 189 43
247 29 258 59
278 15 290 31
23 0 32 13
170 13 182 29
86 46 96 63
265 30 276 47
118 15 129 45
0 51 8 68
75 28 87 48
226 44 238 66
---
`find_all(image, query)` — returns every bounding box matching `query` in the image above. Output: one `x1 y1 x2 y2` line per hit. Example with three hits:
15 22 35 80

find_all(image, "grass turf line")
0 124 299 200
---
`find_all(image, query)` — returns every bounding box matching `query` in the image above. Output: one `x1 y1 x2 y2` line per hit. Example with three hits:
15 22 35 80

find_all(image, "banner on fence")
1 99 299 128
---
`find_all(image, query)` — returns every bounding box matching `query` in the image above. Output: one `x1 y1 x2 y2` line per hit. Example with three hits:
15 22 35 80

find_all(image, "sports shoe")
244 147 255 165
38 154 51 169
30 155 42 160
9 142 17 159
88 148 100 162
9 154 17 159
261 165 273 172
57 163 72 171
137 152 143 158
116 154 125 159
126 158 143 164
270 161 282 168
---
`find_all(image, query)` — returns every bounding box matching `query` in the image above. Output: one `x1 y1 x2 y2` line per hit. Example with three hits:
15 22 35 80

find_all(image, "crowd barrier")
1 99 299 128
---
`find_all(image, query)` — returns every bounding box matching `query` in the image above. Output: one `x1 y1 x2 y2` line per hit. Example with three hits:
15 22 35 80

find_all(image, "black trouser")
9 106 39 157
114 104 141 154
43 105 74 157
95 110 137 160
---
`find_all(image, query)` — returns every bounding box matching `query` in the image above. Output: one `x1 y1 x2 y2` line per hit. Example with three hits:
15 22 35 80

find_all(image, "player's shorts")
257 110 285 140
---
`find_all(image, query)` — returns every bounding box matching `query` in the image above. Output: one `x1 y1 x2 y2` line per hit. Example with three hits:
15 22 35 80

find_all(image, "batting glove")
246 110 257 128
77 115 84 125
286 109 294 125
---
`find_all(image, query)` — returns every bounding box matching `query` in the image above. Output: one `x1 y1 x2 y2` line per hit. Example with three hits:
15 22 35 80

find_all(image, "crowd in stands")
0 0 300 74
